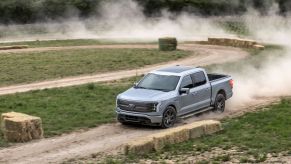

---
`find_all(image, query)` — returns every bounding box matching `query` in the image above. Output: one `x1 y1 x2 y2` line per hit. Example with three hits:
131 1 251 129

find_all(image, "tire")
213 93 226 113
161 106 177 128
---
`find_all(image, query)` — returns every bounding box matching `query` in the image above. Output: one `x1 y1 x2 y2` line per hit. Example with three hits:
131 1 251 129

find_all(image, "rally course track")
0 44 260 164
0 44 248 95
0 98 280 164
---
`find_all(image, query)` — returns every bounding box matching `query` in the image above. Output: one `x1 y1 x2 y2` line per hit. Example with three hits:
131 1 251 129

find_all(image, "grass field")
96 99 291 163
0 39 156 48
151 99 291 163
0 78 136 147
0 44 282 147
0 48 190 86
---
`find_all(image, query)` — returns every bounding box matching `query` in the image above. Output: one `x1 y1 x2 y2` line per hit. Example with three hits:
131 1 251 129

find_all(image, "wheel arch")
217 89 226 98
166 104 177 113
211 89 226 106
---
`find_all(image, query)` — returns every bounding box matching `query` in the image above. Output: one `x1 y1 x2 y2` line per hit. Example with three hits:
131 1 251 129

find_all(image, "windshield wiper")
136 86 170 92
149 88 169 92
135 86 147 89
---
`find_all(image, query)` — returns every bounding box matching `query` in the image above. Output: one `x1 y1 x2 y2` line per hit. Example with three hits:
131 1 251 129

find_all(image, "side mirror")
133 82 138 87
180 88 190 95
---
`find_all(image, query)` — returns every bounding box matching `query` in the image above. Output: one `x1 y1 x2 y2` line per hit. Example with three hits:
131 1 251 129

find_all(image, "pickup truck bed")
207 73 233 106
207 74 229 82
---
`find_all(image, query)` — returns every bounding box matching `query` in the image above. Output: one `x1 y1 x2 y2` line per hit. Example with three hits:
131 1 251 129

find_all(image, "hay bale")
207 37 259 48
253 44 265 50
203 120 222 135
1 112 43 142
152 128 190 151
159 37 177 51
159 44 177 51
184 122 205 138
122 120 222 155
124 137 155 155
4 131 31 142
0 45 29 50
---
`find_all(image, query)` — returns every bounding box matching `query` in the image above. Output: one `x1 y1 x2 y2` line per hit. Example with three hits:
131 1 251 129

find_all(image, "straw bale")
152 128 189 151
203 120 222 135
1 112 43 142
253 44 265 50
124 137 155 155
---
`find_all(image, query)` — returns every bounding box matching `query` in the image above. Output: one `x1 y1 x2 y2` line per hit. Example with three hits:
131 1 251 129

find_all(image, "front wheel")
213 94 226 113
161 106 177 128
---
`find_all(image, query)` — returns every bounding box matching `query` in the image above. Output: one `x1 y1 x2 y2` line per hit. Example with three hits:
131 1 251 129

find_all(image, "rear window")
191 71 207 87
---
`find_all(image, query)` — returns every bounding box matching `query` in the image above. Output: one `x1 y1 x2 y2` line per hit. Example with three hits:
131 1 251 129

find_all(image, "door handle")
206 88 211 90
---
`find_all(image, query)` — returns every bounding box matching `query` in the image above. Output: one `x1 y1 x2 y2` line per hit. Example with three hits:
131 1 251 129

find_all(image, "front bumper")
116 108 163 125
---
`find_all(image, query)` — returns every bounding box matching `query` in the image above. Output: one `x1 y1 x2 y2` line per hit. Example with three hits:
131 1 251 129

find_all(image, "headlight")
148 102 159 112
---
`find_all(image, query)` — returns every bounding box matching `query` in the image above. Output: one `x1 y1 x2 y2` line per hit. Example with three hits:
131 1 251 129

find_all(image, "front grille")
118 114 151 124
117 99 157 112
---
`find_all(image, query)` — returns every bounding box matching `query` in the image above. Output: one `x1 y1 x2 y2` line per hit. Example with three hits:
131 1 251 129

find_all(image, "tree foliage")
0 0 290 24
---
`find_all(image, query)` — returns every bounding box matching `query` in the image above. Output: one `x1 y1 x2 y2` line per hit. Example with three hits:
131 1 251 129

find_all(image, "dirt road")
0 97 280 164
0 44 253 164
0 44 248 95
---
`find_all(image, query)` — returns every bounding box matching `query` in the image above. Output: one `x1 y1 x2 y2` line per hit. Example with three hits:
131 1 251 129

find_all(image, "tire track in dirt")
0 44 248 95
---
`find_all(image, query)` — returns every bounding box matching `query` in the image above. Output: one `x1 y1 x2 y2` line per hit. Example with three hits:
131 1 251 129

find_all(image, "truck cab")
116 66 233 128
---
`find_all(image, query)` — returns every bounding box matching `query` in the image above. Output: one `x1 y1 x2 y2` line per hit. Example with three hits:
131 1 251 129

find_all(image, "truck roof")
151 65 204 76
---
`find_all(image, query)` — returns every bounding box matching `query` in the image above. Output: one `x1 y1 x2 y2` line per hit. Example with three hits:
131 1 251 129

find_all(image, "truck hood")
118 88 170 102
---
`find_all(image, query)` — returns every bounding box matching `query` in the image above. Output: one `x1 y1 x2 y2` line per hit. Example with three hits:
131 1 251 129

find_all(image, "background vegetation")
0 0 290 24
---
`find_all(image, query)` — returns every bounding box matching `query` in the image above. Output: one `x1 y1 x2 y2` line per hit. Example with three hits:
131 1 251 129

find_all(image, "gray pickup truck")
116 66 233 128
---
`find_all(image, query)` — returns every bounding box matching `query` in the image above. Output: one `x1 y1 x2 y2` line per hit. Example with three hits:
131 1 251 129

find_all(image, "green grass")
0 39 156 48
101 98 291 163
0 48 190 86
162 98 291 155
0 78 136 147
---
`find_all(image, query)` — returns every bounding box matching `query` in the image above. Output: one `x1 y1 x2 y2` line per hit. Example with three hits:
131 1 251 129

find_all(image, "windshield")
136 73 180 92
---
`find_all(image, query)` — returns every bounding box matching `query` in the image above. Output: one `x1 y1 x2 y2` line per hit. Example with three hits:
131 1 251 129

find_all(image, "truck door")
178 75 196 115
190 71 211 110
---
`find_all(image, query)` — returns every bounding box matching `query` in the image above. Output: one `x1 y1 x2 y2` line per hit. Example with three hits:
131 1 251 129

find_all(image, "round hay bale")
159 37 177 51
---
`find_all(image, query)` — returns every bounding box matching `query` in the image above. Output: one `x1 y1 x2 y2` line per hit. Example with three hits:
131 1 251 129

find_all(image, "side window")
180 75 194 89
191 72 207 87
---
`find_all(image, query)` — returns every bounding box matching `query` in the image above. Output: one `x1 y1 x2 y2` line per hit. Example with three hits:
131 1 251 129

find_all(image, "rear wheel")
213 94 226 113
161 106 176 128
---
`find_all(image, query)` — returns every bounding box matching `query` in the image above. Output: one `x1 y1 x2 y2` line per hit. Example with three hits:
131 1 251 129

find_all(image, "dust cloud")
0 0 290 109
222 4 291 108
0 0 231 42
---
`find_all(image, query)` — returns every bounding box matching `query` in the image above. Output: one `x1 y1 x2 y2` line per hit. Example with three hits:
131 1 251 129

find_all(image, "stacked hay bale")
1 112 43 142
253 44 265 50
207 37 260 48
159 37 177 51
124 120 222 154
